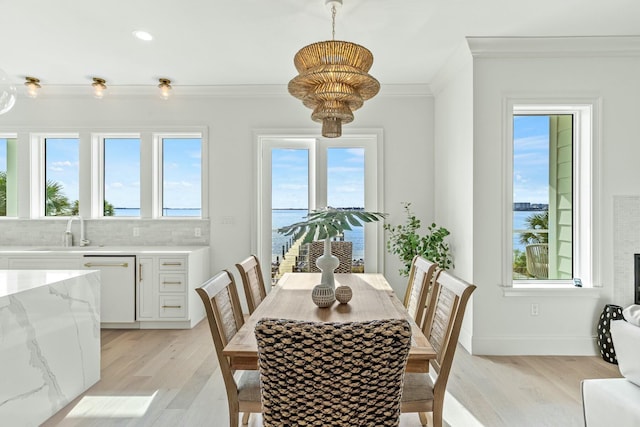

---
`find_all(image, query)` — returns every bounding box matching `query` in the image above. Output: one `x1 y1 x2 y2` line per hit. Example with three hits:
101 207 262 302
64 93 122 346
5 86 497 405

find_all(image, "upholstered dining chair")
401 270 476 427
403 255 440 329
195 271 261 427
235 254 267 314
255 318 412 427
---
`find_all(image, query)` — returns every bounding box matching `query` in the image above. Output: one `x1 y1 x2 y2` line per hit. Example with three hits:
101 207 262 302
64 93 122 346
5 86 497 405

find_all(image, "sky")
271 147 365 209
0 138 6 171
513 115 550 204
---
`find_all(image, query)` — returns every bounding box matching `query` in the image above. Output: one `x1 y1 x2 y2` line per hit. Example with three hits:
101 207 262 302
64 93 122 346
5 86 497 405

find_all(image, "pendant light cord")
331 4 336 40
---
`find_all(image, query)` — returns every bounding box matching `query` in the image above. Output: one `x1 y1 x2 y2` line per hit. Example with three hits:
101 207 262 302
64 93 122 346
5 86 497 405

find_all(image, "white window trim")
254 129 384 282
502 98 600 292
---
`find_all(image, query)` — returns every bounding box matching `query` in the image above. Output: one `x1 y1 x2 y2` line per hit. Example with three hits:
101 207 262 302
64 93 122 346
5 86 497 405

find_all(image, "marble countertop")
0 269 97 298
0 246 209 255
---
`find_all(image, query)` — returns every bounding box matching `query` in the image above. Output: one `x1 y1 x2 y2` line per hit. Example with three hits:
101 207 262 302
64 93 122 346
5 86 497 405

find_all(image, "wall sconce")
158 78 172 100
92 77 107 99
24 76 41 98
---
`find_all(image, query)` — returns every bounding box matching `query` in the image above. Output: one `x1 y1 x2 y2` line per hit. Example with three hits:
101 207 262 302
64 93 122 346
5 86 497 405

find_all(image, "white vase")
316 237 340 289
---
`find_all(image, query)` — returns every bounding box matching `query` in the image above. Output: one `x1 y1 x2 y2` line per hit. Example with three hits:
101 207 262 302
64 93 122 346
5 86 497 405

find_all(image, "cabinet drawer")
159 273 187 293
159 295 187 318
158 258 186 271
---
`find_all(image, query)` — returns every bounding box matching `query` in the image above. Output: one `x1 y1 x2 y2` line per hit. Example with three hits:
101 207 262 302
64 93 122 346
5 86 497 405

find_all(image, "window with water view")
268 139 374 285
513 114 573 281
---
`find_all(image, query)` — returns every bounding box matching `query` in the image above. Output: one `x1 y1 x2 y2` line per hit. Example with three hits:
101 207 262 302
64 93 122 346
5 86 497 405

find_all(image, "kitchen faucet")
64 216 90 247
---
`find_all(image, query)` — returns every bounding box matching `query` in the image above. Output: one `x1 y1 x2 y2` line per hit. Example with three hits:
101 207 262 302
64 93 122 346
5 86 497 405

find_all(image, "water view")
272 209 364 263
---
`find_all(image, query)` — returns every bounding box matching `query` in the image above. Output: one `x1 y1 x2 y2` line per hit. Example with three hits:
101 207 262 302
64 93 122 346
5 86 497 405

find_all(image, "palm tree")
519 210 549 244
0 171 6 216
45 179 72 216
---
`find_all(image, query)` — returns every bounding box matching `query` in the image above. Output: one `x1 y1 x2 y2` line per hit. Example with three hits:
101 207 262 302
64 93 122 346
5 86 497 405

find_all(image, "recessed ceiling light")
133 30 153 41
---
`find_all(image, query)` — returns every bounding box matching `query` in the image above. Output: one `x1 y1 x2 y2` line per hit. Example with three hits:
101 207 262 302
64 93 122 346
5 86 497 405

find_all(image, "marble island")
0 270 100 426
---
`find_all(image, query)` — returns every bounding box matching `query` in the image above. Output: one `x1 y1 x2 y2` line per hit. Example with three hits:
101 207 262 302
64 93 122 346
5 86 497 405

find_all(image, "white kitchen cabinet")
137 257 155 320
136 249 209 328
2 246 210 330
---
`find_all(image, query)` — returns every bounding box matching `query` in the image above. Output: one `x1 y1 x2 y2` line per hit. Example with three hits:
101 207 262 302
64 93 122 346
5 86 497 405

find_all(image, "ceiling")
2 0 639 89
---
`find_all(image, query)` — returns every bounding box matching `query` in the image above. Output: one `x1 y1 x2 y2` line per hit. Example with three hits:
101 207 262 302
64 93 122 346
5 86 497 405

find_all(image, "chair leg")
432 406 443 427
418 412 429 426
242 412 250 425
230 409 239 427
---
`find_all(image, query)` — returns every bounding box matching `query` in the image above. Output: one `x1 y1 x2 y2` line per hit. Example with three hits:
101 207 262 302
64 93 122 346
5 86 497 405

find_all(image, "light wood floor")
42 321 621 427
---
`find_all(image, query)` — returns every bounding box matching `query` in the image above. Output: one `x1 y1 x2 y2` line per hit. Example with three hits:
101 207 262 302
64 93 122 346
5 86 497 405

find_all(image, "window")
44 137 79 216
508 103 595 287
24 130 206 219
0 136 17 217
258 133 382 283
160 135 202 217
103 137 140 216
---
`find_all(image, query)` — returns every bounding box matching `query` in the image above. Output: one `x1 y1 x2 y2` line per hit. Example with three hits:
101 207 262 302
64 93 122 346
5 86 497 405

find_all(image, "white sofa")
582 309 640 426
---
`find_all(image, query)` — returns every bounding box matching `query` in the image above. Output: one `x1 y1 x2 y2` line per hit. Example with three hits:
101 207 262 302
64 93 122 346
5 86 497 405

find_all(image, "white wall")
466 37 640 355
0 86 435 303
432 43 475 351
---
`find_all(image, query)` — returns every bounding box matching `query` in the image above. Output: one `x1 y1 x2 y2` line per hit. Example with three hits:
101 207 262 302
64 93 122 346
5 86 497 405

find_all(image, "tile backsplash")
613 195 640 305
0 219 210 247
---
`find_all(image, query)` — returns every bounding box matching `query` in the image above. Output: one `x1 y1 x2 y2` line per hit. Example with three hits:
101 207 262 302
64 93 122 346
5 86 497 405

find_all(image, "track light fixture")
92 77 107 99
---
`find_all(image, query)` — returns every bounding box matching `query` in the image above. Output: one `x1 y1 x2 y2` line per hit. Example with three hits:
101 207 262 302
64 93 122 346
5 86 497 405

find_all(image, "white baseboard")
471 335 600 356
458 326 473 353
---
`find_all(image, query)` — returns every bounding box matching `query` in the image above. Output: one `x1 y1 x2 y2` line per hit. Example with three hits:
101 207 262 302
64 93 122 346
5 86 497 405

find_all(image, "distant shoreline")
272 207 365 211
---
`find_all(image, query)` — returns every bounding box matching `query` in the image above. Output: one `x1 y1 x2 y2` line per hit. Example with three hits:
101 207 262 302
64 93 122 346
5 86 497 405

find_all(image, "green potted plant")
278 207 386 288
384 202 453 276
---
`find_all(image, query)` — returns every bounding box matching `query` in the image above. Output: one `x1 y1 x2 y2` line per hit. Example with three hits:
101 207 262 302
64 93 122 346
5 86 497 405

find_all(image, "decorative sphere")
311 284 335 308
335 285 353 304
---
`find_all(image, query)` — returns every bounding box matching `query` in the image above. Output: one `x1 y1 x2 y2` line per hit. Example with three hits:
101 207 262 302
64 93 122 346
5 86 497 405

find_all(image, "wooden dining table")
222 272 436 373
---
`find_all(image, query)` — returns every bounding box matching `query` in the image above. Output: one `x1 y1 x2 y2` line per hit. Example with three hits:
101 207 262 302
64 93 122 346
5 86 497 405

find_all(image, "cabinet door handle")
162 262 183 266
84 262 129 268
139 263 143 282
161 305 182 309
162 281 183 285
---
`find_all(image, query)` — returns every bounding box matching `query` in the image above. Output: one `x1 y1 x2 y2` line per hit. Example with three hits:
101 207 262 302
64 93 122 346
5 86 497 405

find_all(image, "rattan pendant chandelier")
288 0 380 138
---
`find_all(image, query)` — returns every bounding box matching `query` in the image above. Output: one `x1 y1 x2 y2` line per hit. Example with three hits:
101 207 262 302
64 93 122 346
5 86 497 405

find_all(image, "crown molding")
467 36 640 58
14 83 432 99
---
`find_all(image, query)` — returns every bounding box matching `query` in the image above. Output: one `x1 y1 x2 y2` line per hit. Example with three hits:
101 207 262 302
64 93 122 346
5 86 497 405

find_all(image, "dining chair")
195 271 262 427
307 240 353 273
403 255 440 329
255 318 412 427
235 254 267 314
401 270 476 427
